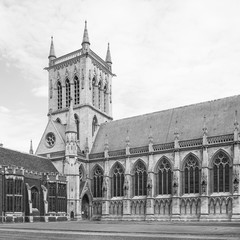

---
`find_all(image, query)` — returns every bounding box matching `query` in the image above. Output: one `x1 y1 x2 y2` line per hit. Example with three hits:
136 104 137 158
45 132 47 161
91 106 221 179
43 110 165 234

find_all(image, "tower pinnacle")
48 36 56 59
105 43 112 64
29 140 33 154
66 98 77 133
82 21 90 45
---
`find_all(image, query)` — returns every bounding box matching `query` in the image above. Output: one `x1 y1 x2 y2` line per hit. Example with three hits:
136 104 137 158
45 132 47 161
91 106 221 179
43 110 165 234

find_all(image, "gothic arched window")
157 158 172 195
93 166 103 198
184 155 200 194
92 115 98 137
79 165 84 181
92 77 96 106
112 163 125 197
65 79 71 107
74 76 80 105
98 81 102 109
134 161 147 196
213 151 231 193
104 84 107 113
31 187 39 209
57 81 62 109
74 114 80 140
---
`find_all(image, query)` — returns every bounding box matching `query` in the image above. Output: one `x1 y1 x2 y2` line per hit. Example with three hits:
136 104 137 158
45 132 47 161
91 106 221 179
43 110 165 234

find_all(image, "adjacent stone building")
36 21 240 221
0 147 67 223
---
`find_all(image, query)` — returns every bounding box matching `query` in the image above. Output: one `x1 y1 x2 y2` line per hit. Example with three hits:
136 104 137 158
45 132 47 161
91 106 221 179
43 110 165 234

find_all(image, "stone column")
232 119 240 221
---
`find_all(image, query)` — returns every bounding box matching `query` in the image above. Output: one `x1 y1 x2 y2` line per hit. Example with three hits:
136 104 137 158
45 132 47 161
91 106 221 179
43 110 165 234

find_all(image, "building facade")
0 147 67 223
36 22 240 221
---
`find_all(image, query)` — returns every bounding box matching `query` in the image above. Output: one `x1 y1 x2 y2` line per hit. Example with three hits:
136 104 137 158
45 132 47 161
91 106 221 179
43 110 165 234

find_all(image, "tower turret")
65 98 77 156
105 43 112 70
48 36 56 66
81 21 90 54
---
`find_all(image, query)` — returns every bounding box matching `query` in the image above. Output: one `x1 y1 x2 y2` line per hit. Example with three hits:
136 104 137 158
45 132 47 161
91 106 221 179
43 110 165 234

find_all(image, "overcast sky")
1 0 240 153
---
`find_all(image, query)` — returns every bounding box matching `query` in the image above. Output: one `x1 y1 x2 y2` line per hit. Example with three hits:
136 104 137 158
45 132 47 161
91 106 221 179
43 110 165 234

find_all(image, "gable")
91 95 240 153
35 118 66 155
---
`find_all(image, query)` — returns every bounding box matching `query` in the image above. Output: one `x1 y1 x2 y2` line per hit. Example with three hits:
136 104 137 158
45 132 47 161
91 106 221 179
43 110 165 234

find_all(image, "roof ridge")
0 146 48 160
106 94 240 125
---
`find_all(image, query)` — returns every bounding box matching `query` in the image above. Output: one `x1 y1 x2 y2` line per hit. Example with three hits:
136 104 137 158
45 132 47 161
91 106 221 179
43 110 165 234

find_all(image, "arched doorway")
82 194 90 220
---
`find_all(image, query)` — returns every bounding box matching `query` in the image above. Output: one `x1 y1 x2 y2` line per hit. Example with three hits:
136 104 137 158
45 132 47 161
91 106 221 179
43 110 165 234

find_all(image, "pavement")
0 220 239 239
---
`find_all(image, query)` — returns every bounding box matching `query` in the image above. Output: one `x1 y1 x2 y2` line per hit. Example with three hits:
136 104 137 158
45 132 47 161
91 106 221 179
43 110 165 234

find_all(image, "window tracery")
184 155 200 194
65 79 71 108
112 163 124 197
57 81 62 109
93 166 103 198
213 152 231 193
74 76 80 105
134 161 147 196
157 158 172 195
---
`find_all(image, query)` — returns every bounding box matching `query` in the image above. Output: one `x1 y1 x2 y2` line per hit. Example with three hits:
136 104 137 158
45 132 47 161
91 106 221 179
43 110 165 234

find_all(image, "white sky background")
1 0 240 152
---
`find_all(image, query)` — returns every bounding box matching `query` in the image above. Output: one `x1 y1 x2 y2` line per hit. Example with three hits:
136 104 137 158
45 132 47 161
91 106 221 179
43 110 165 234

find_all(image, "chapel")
35 21 240 221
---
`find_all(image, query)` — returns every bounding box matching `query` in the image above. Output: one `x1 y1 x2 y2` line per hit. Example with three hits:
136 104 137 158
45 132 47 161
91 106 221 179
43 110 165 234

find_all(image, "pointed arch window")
98 81 102 109
184 155 200 194
74 114 80 140
134 161 147 196
157 158 172 195
57 81 62 109
213 152 231 193
92 77 96 107
104 84 107 113
31 187 39 209
112 163 125 197
65 79 71 108
79 166 84 181
93 166 103 198
74 76 80 105
92 115 98 137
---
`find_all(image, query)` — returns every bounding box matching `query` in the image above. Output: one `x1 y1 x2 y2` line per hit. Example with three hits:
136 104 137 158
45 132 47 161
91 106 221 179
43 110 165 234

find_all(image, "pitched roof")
91 95 240 153
0 147 58 173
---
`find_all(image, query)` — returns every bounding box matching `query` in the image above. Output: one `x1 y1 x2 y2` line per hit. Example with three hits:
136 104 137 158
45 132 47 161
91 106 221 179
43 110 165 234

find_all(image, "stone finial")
48 36 56 66
104 134 109 158
82 21 90 45
174 120 179 149
203 115 208 146
29 140 33 154
234 110 239 142
126 130 130 155
105 43 112 64
148 125 154 153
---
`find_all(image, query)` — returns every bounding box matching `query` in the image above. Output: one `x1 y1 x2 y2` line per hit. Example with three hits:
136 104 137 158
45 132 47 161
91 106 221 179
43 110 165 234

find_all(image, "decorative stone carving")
233 171 239 193
147 176 152 197
102 177 108 198
172 173 178 195
201 172 207 194
123 179 129 197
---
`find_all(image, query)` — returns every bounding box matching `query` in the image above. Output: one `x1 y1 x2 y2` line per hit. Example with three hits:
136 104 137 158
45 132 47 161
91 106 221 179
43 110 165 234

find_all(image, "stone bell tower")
45 21 114 153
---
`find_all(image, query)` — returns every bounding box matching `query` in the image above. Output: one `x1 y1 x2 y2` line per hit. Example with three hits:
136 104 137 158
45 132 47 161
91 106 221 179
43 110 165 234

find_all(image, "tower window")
74 76 80 105
184 155 200 194
157 158 172 195
112 163 125 197
93 166 103 198
57 81 62 109
213 152 231 193
66 79 71 108
74 114 80 140
134 161 147 196
98 82 101 109
92 77 96 107
104 85 107 113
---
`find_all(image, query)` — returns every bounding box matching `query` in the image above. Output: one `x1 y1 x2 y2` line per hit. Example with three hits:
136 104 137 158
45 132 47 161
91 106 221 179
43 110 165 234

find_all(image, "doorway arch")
82 194 90 220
